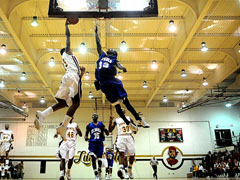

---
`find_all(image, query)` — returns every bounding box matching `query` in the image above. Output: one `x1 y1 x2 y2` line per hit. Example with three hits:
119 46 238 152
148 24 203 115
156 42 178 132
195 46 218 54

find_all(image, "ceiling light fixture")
0 79 5 88
142 81 148 88
88 91 93 99
40 96 45 104
20 72 26 81
0 44 6 55
49 57 55 67
201 42 208 52
151 60 158 70
79 42 87 54
31 16 39 27
84 71 90 80
117 71 123 80
225 102 232 108
168 20 177 32
202 77 208 86
22 102 27 109
120 41 128 52
181 69 187 77
163 96 168 103
182 101 186 108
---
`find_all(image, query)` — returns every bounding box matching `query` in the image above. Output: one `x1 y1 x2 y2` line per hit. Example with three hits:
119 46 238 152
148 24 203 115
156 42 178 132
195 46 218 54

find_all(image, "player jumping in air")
0 124 14 178
34 19 85 141
55 118 82 180
109 108 138 179
94 26 150 128
85 113 109 180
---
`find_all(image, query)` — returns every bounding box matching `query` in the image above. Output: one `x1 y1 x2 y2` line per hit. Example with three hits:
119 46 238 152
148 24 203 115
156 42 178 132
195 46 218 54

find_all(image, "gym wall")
0 106 239 178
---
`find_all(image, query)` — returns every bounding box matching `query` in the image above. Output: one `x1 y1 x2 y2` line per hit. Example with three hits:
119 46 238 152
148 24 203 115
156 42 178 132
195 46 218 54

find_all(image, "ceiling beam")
176 60 224 64
1 88 47 91
6 80 43 84
22 16 184 21
0 62 29 65
48 70 213 76
48 71 160 76
30 33 240 38
145 0 214 107
38 47 169 52
0 8 56 102
43 60 165 65
30 33 177 38
22 16 240 21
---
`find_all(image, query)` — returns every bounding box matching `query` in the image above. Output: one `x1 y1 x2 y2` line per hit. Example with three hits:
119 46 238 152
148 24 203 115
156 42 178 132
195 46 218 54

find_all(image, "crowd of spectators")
0 161 24 179
191 149 240 178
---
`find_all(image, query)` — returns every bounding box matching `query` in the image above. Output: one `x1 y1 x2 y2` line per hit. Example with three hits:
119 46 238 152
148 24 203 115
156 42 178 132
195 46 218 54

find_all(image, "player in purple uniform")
94 26 150 129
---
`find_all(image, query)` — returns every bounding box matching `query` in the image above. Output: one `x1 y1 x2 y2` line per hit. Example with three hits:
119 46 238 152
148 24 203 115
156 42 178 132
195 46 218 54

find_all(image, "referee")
150 155 159 179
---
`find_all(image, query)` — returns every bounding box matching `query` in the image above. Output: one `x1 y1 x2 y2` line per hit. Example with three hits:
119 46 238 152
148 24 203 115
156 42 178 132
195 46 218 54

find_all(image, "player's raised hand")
80 66 86 73
84 136 89 142
95 26 97 33
110 116 114 121
123 67 127 72
54 134 58 138
65 19 70 25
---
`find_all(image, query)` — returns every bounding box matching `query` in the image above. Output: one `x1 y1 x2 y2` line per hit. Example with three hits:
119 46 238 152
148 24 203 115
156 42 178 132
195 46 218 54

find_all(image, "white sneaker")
108 175 112 180
56 125 67 141
34 110 44 130
128 168 134 179
95 175 100 180
66 169 71 180
117 168 124 179
138 117 150 128
125 171 129 179
1 170 5 177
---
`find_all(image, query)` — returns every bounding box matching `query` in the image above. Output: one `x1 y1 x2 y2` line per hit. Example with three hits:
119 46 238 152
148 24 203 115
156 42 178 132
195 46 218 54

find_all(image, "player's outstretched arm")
65 20 72 55
84 124 90 141
116 60 127 72
76 125 82 137
108 116 116 133
95 26 104 56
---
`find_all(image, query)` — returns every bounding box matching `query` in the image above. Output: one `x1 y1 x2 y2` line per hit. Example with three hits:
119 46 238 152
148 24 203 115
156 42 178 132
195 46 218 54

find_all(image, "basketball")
67 18 79 25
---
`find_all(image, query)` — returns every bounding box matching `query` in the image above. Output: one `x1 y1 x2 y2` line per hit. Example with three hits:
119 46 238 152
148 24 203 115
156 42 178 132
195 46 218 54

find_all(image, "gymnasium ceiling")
0 0 240 110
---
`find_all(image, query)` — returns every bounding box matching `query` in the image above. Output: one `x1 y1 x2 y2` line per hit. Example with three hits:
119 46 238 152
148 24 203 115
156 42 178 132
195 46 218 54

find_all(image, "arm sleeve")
115 60 125 70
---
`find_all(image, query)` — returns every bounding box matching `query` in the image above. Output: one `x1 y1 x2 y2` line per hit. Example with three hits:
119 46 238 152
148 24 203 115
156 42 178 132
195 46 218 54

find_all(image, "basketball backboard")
48 0 158 18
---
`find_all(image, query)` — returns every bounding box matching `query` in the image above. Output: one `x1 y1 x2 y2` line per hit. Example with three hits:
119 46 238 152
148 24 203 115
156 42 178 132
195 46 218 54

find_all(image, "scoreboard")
159 128 183 142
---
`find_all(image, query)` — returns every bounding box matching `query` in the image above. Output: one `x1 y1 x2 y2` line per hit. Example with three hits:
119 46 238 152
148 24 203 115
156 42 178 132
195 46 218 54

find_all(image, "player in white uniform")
0 124 14 177
55 118 82 180
109 108 138 179
34 19 85 141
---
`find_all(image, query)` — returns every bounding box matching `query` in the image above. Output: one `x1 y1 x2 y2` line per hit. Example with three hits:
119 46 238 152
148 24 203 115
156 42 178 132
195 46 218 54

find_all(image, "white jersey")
0 130 13 142
115 116 133 136
62 52 81 74
66 122 78 141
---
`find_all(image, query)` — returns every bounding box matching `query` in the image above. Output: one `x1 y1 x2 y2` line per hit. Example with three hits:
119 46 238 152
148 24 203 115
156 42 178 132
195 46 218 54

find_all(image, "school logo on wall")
162 146 183 170
73 151 119 167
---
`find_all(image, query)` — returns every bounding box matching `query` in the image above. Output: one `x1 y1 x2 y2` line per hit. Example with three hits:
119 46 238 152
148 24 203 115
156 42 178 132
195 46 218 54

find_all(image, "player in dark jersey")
94 26 150 129
85 113 109 180
106 148 114 180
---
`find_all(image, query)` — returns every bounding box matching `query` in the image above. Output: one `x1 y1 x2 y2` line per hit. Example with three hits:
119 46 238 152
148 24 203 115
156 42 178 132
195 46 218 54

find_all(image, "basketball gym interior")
0 0 240 179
